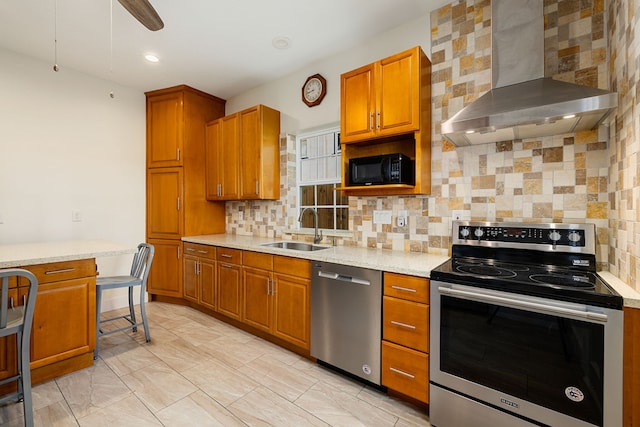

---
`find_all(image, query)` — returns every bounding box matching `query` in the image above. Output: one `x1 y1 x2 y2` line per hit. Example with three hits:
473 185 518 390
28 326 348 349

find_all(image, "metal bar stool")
0 268 38 427
94 243 154 359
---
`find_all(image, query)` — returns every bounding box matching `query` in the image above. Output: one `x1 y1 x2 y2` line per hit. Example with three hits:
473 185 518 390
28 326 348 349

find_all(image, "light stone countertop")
184 234 640 308
183 234 450 278
0 239 135 268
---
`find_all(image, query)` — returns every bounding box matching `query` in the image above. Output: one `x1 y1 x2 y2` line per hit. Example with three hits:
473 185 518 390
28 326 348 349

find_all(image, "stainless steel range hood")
441 0 617 146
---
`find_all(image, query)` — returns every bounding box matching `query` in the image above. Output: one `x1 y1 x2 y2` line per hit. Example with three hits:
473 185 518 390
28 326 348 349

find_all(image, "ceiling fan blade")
117 0 164 31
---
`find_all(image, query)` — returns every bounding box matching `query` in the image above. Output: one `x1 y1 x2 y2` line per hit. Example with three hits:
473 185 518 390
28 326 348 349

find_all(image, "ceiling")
0 0 448 100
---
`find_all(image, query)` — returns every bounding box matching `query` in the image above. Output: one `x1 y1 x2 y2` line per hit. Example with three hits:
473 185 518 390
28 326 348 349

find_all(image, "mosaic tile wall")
224 0 614 270
607 0 640 289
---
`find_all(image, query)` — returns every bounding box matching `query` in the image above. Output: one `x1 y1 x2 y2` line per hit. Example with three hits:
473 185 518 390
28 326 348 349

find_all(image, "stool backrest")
130 243 154 283
0 269 38 332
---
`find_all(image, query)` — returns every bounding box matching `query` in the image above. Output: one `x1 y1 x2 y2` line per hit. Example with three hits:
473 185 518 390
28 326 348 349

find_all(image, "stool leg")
20 331 33 427
128 286 137 333
94 286 102 360
140 284 151 343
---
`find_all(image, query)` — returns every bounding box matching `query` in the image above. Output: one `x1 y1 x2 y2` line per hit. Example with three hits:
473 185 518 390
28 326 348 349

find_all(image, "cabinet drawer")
183 243 216 260
243 251 273 270
382 340 428 403
273 256 311 279
217 247 242 264
383 272 429 303
383 296 428 352
24 259 96 285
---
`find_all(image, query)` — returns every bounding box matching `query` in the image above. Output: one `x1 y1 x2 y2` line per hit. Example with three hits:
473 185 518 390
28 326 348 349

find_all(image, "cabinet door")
272 273 310 349
340 63 376 143
377 47 420 137
147 168 183 239
199 258 216 311
217 262 241 320
242 267 271 333
205 120 222 200
219 114 240 199
239 106 261 199
183 254 199 303
147 91 183 168
31 277 96 369
147 239 182 297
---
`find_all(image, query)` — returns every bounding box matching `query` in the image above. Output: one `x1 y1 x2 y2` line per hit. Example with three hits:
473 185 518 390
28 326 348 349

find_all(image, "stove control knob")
474 228 484 238
549 230 562 242
568 231 581 243
460 227 470 238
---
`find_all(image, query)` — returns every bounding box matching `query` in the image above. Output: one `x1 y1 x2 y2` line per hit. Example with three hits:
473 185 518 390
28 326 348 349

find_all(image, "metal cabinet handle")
45 268 75 275
391 285 417 293
369 111 373 130
390 320 416 330
221 264 233 269
185 247 196 252
23 295 26 306
266 278 271 295
255 180 259 195
389 367 415 379
197 250 208 254
177 148 181 161
177 246 181 259
377 111 381 129
177 197 181 211
9 297 14 309
220 254 233 258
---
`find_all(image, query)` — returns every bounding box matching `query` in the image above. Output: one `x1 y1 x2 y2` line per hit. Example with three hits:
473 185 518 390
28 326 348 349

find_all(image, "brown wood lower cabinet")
217 248 242 320
242 253 311 350
147 238 183 298
183 243 216 310
0 258 97 394
382 272 429 403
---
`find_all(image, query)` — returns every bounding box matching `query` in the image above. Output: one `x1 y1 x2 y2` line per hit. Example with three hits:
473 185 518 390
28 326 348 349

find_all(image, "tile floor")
0 302 431 426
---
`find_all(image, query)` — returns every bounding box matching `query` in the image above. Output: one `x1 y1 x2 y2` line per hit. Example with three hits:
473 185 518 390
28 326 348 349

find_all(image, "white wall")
226 15 432 134
0 48 146 310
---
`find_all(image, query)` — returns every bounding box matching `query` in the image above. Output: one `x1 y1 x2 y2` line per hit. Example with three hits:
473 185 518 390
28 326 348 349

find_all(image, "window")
297 127 348 231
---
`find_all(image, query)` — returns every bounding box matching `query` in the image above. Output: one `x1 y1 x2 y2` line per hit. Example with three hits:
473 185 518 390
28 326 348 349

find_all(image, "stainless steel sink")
261 241 330 251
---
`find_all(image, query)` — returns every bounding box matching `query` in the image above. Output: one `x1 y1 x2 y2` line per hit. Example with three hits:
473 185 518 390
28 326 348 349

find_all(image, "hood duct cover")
441 0 617 146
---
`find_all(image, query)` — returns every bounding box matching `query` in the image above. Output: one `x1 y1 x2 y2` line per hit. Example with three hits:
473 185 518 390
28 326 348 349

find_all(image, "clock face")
302 74 326 107
304 78 323 102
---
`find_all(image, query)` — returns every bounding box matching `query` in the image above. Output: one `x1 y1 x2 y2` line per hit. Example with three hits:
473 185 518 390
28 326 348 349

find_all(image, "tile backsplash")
225 0 640 283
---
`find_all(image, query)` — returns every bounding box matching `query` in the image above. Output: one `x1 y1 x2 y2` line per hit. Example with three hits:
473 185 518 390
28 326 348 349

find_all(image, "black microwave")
349 153 414 186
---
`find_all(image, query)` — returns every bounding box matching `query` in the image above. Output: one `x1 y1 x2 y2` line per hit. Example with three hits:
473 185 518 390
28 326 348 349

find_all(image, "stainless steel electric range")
429 221 623 427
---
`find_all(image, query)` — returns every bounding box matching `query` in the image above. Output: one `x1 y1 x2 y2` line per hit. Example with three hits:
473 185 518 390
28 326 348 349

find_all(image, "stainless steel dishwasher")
310 261 382 385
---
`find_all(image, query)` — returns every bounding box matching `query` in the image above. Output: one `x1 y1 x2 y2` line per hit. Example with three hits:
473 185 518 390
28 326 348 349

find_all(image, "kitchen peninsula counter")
0 239 133 268
0 239 134 389
183 234 450 279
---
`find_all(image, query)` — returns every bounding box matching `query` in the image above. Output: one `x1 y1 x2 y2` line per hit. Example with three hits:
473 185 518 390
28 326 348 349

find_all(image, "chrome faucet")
298 207 323 244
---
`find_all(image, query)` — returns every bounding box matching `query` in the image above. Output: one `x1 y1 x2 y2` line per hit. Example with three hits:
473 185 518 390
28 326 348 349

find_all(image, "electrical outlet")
255 211 261 221
238 211 244 221
71 210 82 222
397 210 407 227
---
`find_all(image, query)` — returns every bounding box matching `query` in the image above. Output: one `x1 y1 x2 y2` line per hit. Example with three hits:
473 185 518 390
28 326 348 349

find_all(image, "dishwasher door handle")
317 271 371 286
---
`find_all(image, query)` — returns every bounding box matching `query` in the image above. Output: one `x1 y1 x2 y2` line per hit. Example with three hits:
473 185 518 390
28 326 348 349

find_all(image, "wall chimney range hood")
441 0 617 146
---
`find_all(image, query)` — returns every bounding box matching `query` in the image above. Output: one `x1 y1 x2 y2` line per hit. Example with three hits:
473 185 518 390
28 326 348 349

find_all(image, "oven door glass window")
441 296 604 426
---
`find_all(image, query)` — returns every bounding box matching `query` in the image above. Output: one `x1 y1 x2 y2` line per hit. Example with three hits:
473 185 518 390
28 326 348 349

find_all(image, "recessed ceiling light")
144 54 159 63
563 114 576 119
272 37 291 50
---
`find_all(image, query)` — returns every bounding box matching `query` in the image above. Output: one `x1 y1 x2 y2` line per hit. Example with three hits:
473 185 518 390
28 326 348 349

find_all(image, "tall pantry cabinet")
145 85 226 298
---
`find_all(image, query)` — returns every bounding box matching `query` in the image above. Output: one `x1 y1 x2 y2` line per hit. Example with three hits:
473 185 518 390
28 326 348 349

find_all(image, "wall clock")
302 74 327 107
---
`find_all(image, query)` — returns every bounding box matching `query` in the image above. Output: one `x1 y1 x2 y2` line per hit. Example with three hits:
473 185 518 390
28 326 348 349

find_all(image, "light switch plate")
71 210 82 222
373 210 392 224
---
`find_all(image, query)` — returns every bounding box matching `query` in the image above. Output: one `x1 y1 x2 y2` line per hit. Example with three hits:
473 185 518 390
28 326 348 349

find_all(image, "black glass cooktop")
431 256 622 309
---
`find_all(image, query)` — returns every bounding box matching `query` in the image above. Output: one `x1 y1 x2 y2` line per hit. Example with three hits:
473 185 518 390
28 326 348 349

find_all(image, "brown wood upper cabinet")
206 105 280 201
341 46 430 143
339 47 431 196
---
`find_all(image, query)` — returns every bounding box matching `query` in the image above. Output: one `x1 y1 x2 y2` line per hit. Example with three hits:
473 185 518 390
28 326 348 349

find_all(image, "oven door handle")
438 286 609 322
